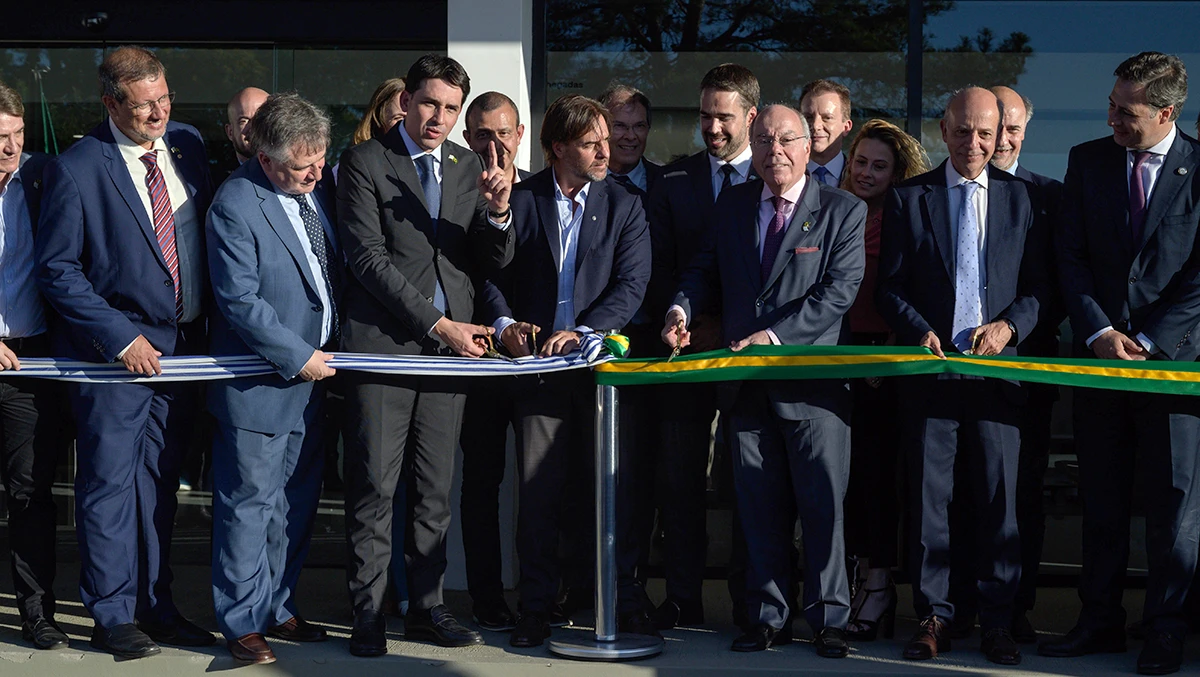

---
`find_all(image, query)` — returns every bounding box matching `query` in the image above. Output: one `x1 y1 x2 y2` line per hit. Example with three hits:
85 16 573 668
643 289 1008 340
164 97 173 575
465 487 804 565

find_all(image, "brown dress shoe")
904 616 951 660
228 633 276 664
267 616 327 642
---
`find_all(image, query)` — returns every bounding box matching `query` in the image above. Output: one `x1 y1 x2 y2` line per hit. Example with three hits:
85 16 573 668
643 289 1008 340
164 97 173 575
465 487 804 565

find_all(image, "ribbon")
594 345 1200 396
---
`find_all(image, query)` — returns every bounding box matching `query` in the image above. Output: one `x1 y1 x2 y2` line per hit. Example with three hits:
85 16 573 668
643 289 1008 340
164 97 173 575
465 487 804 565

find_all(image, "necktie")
719 164 736 195
139 152 183 319
289 193 339 343
1129 151 1152 243
760 195 788 284
415 153 441 222
951 181 982 352
814 165 833 186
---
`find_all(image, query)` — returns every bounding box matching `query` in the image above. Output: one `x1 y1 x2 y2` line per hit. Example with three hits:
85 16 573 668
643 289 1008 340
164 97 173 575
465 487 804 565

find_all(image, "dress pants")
1014 381 1056 613
459 377 517 605
0 334 68 622
343 373 465 614
902 375 1022 631
727 382 851 632
211 388 325 640
844 375 900 568
1072 388 1200 637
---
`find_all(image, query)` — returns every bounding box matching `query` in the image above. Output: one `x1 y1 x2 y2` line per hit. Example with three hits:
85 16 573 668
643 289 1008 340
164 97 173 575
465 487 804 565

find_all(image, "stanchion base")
548 633 664 661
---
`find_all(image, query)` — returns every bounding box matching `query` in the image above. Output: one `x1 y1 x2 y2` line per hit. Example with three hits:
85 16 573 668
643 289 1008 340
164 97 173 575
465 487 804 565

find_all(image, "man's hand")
969 321 1013 357
919 331 945 359
433 317 493 358
478 141 512 215
500 321 542 358
661 309 690 350
121 335 163 376
0 342 20 371
1091 329 1148 361
298 350 336 381
540 330 581 357
730 330 771 352
688 314 722 353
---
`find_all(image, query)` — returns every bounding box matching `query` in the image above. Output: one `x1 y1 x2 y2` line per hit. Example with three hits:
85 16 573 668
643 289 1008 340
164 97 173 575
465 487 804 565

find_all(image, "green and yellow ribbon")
594 345 1200 395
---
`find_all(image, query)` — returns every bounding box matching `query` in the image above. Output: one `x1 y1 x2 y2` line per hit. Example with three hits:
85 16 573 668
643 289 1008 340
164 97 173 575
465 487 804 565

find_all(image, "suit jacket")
205 158 342 435
1058 130 1200 360
675 177 866 419
644 158 666 195
479 169 650 335
1014 164 1065 357
876 161 1049 354
336 125 512 355
16 152 50 231
647 151 718 320
35 120 212 361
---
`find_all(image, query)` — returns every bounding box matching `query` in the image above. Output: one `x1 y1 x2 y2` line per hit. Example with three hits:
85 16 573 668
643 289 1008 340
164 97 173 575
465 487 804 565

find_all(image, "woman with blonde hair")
353 77 406 145
838 119 929 641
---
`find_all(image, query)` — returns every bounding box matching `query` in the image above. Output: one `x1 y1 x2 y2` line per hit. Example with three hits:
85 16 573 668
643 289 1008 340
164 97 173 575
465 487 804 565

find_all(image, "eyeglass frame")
126 91 176 117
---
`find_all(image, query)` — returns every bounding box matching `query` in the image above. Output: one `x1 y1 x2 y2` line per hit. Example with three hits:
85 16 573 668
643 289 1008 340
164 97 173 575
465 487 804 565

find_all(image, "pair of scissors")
475 333 516 362
667 318 686 362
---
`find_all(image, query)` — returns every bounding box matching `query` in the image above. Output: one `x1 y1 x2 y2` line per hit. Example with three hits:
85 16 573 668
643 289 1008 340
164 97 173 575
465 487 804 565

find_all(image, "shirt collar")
551 168 591 208
808 152 845 178
0 155 24 195
1001 158 1020 176
709 145 753 179
1130 124 1177 157
946 160 989 191
760 175 807 206
398 122 439 163
109 117 169 163
609 157 647 186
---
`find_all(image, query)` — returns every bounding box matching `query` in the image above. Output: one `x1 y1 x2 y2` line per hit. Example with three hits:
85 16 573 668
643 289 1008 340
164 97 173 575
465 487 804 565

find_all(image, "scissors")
667 318 686 362
529 326 538 357
475 333 516 362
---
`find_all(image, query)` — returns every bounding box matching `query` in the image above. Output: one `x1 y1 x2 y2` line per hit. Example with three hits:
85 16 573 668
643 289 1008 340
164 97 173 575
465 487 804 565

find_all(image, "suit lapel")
984 173 1018 319
1139 132 1196 252
763 179 821 291
739 188 763 289
536 175 562 273
575 179 607 270
922 179 954 282
382 127 435 233
689 152 717 206
164 128 199 202
438 143 465 234
251 164 321 295
100 136 166 271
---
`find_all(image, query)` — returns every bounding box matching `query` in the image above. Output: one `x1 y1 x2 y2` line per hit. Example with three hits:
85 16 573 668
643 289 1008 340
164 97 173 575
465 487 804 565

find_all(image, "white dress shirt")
0 158 47 339
708 145 754 198
274 186 336 346
807 152 845 187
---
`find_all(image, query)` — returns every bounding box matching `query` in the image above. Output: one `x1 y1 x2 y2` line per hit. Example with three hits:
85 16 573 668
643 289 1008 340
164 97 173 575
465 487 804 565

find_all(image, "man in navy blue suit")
479 94 651 648
205 93 340 665
876 86 1049 666
35 46 215 659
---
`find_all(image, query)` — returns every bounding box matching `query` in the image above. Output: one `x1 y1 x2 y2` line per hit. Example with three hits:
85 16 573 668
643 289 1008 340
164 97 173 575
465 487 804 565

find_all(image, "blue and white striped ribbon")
0 352 610 383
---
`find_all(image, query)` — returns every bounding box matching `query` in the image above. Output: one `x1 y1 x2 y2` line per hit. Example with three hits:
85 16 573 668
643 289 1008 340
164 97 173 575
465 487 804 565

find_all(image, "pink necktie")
139 152 182 319
760 195 788 283
1129 151 1152 243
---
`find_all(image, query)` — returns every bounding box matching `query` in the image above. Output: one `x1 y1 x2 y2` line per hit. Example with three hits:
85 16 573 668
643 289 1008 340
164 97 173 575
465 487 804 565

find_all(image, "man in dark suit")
336 54 513 655
665 104 865 657
1041 52 1200 676
643 63 760 631
206 93 340 665
35 46 216 659
0 80 70 651
457 90 532 632
478 94 651 648
599 83 664 194
877 87 1049 666
800 80 853 188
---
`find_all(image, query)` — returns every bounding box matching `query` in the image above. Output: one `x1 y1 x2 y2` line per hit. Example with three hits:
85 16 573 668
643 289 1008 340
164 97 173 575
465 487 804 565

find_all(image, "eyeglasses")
752 134 809 149
127 91 176 116
612 121 649 135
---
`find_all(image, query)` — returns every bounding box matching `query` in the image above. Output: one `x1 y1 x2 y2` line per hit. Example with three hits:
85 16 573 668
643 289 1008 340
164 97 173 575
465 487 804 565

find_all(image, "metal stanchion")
549 384 664 661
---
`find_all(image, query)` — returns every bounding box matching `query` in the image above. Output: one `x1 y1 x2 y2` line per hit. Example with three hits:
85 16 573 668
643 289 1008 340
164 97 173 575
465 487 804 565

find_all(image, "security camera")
82 12 109 32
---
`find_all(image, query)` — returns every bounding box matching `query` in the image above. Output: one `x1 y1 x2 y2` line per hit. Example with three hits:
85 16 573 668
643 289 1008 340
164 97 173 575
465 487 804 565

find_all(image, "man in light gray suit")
206 93 340 665
663 104 865 657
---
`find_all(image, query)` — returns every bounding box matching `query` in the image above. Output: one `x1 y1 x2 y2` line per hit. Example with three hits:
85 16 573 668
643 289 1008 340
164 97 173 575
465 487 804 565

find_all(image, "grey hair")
1115 52 1187 122
248 92 330 163
752 103 811 138
1021 93 1034 124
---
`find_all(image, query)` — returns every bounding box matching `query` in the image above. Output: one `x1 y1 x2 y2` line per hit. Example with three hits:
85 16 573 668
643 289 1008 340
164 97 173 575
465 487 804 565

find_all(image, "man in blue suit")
876 87 1050 666
479 94 651 648
664 104 865 658
205 93 340 665
1042 52 1200 676
35 46 215 658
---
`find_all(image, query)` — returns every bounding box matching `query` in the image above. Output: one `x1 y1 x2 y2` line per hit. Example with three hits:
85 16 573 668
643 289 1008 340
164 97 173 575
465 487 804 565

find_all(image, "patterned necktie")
290 193 339 342
951 181 982 351
760 195 788 283
1129 151 1152 243
415 153 441 222
814 165 833 186
719 164 735 195
138 151 183 319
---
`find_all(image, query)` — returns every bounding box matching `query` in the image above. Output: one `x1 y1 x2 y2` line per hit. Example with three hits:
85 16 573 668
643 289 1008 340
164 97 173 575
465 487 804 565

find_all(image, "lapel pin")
802 221 811 232
1177 167 1188 176
448 154 458 164
33 179 41 189
170 146 181 159
592 215 597 221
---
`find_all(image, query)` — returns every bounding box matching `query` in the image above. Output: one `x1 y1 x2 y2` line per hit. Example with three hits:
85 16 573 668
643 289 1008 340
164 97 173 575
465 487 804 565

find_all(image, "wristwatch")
1001 318 1017 338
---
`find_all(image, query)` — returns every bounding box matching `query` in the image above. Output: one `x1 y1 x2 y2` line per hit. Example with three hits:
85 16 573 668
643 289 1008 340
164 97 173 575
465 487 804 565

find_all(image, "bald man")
225 87 269 165
877 86 1051 666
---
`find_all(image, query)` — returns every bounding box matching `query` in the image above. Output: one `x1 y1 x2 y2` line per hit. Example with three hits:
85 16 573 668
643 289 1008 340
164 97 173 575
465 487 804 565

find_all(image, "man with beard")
225 87 269 166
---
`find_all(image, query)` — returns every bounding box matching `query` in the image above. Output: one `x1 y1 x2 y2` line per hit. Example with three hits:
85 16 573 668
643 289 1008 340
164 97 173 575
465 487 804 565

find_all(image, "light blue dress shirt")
274 187 336 346
0 158 47 338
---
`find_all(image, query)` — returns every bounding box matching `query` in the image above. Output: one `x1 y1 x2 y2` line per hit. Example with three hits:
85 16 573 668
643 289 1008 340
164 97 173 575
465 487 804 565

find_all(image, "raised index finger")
487 141 499 171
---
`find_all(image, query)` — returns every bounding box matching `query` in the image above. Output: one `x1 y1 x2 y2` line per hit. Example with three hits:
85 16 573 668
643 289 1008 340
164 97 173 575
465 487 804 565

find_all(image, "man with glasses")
36 45 215 659
663 104 865 657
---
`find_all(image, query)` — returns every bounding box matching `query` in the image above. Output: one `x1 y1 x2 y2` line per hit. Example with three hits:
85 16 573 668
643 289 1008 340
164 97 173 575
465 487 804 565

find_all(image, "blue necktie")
290 193 339 343
814 165 833 186
414 153 446 312
951 181 982 352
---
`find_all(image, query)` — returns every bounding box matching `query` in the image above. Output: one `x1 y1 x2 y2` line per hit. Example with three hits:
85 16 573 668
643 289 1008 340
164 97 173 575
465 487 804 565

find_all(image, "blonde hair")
840 119 930 192
353 77 406 145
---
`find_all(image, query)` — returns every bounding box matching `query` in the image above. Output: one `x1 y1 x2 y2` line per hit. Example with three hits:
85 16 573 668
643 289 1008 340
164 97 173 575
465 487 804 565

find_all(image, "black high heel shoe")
845 581 897 641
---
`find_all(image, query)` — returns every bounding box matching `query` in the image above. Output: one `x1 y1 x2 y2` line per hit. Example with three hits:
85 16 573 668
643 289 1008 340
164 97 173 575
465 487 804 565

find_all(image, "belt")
1 333 50 356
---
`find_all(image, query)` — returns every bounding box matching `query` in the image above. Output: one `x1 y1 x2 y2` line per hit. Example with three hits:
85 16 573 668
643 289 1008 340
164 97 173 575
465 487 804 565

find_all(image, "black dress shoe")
405 604 483 647
813 627 849 658
732 624 782 652
349 610 387 657
982 627 1022 665
473 598 517 632
510 613 551 648
139 615 216 647
1038 624 1126 657
903 616 950 660
618 610 662 638
266 615 327 642
22 617 69 650
90 623 161 659
650 598 705 630
1011 612 1037 644
1137 630 1183 675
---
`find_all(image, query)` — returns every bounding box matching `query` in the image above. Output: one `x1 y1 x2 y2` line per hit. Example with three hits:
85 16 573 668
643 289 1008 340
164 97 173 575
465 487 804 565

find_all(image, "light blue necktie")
951 181 982 352
814 165 834 186
415 153 446 312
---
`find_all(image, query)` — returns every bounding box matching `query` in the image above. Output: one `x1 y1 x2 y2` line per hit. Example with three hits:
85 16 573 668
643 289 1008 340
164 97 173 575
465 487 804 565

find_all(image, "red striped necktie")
139 151 183 319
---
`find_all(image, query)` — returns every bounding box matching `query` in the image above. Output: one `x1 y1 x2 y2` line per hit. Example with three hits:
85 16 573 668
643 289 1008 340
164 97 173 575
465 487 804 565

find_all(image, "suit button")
426 297 434 303
1129 277 1137 284
436 254 443 261
164 279 171 287
313 305 321 312
755 300 763 308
